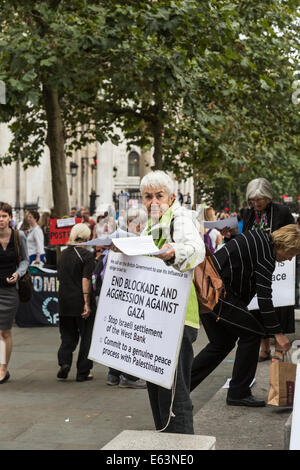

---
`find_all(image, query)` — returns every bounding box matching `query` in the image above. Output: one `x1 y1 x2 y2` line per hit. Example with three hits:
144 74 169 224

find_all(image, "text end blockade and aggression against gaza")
89 252 192 389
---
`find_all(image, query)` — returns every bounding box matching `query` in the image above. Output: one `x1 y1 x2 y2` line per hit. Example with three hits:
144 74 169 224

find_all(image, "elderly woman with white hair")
56 223 96 382
139 170 205 434
243 178 295 362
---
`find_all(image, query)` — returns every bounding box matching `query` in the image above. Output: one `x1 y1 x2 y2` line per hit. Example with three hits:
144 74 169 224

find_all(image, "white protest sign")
248 258 295 310
290 364 300 450
89 252 192 389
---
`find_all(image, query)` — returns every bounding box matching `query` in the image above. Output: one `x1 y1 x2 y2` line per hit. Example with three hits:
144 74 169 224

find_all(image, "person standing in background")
26 210 45 265
243 178 295 362
57 223 96 382
203 207 223 253
82 209 96 240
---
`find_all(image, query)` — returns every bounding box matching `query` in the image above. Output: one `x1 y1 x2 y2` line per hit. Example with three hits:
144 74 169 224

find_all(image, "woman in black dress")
0 202 29 383
243 178 295 362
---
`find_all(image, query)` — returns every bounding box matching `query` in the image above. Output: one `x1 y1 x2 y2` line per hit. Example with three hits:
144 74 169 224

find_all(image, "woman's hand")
155 243 175 261
219 227 230 236
274 333 290 353
6 272 19 284
82 303 91 319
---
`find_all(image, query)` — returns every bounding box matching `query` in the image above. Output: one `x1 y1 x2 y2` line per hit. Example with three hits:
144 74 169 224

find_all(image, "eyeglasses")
249 198 266 205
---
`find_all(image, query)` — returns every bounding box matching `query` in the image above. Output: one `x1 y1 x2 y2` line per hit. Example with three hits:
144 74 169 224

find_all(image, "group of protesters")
1 172 300 437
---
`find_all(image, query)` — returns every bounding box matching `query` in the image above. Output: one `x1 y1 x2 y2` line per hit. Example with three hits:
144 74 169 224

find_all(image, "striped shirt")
213 230 281 335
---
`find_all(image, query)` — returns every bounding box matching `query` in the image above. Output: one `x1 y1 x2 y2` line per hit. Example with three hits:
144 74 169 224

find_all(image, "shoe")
0 371 10 384
106 373 120 386
226 394 266 407
76 373 93 382
258 350 271 362
118 375 147 389
57 365 70 380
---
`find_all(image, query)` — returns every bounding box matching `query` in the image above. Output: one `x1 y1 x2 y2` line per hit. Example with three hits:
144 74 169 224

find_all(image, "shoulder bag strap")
13 229 21 265
74 247 84 263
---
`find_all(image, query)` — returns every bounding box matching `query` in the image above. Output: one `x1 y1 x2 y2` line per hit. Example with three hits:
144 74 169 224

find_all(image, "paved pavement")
1 313 299 450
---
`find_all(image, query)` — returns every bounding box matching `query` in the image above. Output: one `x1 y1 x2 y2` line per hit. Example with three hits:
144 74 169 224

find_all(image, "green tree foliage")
0 0 110 216
162 1 300 207
0 0 299 215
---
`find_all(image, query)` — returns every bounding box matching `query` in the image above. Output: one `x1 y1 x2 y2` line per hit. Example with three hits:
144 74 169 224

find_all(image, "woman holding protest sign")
140 170 205 434
243 178 295 362
0 202 29 384
56 223 96 382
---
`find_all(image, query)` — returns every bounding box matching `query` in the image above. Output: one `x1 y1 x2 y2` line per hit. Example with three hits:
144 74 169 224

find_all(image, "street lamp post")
69 162 78 196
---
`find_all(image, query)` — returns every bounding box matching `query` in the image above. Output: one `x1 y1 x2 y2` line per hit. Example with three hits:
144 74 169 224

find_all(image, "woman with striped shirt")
191 224 300 407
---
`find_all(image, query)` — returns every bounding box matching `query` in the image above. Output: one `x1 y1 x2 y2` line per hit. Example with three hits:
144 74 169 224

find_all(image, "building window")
128 151 140 177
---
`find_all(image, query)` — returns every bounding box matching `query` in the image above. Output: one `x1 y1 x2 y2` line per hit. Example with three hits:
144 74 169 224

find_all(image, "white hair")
68 223 91 244
246 178 272 202
140 171 174 196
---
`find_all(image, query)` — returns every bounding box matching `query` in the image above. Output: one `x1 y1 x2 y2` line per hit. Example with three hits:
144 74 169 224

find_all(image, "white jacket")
142 199 205 272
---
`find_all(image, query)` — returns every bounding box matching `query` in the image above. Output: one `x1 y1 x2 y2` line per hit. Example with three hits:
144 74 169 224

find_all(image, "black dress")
243 202 295 334
0 230 19 330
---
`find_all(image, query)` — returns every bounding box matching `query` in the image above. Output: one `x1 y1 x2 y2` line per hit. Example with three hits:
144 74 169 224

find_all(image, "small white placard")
56 217 76 228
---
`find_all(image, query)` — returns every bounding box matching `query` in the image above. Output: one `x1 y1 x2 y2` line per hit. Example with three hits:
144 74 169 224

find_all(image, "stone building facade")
0 122 194 221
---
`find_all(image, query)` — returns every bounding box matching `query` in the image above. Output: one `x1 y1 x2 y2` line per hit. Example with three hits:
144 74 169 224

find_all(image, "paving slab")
193 355 293 450
1 320 298 450
101 430 216 450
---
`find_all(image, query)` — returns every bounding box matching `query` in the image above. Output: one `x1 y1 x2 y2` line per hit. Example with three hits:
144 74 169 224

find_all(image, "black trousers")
191 294 264 399
147 325 198 434
57 315 94 377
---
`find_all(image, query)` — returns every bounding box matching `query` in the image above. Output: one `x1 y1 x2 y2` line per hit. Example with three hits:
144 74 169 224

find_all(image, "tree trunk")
42 84 69 218
152 118 163 170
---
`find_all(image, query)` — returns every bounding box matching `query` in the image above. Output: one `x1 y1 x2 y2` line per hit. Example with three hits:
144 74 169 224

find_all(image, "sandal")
258 350 271 362
272 349 284 362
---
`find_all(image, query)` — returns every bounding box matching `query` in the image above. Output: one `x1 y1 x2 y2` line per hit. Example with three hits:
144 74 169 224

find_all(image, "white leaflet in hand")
75 228 136 246
203 216 238 230
112 235 167 256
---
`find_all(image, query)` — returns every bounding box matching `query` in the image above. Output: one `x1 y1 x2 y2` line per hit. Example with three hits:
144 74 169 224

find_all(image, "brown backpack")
193 245 225 314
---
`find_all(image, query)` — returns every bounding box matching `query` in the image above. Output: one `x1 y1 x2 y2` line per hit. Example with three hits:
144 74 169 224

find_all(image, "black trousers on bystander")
191 293 264 399
57 315 94 378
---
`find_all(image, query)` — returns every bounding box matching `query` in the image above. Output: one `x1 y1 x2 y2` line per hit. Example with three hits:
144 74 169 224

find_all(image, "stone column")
96 141 113 215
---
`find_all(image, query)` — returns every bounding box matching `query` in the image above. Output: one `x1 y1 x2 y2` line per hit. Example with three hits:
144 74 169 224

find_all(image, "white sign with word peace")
89 252 192 389
248 257 295 310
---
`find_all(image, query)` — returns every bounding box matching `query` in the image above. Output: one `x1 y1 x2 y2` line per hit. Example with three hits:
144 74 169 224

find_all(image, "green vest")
146 203 200 329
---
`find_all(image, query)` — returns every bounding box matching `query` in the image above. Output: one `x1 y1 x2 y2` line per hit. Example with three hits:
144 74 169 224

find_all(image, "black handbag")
13 229 33 303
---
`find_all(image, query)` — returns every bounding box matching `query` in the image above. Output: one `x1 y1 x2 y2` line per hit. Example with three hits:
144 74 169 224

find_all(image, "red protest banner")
49 217 82 246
